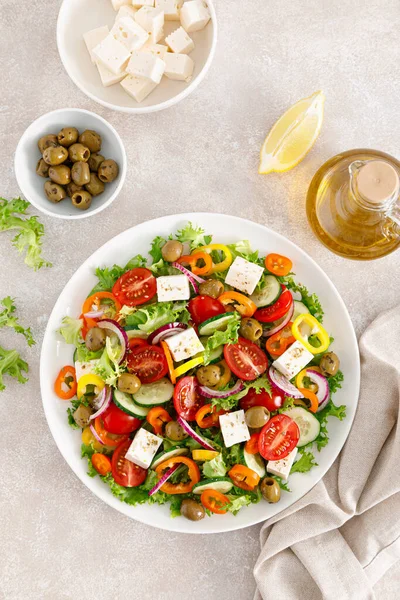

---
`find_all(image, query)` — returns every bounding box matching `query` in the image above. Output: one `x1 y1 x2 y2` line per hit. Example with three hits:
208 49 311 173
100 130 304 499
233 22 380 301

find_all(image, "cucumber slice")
283 407 321 447
192 477 233 494
113 389 149 419
250 276 281 307
132 377 174 407
199 338 223 364
125 328 148 340
198 314 237 336
293 301 310 321
73 348 78 362
151 447 189 468
242 448 266 477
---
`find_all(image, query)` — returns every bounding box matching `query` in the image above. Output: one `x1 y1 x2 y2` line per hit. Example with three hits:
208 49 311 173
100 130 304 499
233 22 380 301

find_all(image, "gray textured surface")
1 0 400 598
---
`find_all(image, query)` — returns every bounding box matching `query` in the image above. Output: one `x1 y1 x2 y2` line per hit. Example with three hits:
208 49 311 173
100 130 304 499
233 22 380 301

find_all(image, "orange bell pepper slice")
244 433 260 455
160 340 176 384
177 252 213 276
146 406 172 435
91 453 112 476
195 404 225 428
228 464 260 491
218 292 257 317
265 323 295 357
82 291 122 319
200 489 230 514
155 456 201 494
94 417 128 448
297 388 319 413
265 253 293 277
54 365 77 400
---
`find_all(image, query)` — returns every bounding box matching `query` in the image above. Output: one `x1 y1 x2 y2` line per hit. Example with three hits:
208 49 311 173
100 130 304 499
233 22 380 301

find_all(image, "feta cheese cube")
180 0 210 32
267 448 298 482
272 340 314 380
120 74 158 102
225 256 264 295
165 328 204 362
111 16 149 51
74 360 99 382
165 26 194 54
83 26 109 64
164 53 194 81
115 5 137 20
132 0 154 7
96 61 127 87
155 0 183 20
125 428 162 469
93 34 131 75
156 274 190 302
111 0 130 10
127 50 165 83
219 410 250 448
135 6 164 43
141 41 168 59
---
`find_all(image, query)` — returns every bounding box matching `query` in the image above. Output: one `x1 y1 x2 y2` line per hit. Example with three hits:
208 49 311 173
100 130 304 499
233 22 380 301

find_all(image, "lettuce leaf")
94 336 126 386
149 236 167 263
227 240 264 266
0 197 51 270
312 400 347 451
125 301 190 333
290 449 318 474
0 296 35 346
175 222 212 251
0 345 29 391
74 344 103 363
90 254 147 294
58 316 83 346
202 312 240 365
212 374 272 411
328 370 344 394
202 453 228 478
284 277 324 322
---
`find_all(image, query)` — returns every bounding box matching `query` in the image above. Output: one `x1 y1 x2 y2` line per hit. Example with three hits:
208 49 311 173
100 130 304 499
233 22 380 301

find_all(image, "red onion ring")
268 366 303 398
305 369 330 406
97 319 128 363
148 464 180 496
89 386 112 420
262 302 294 337
89 422 105 445
84 309 104 319
198 380 244 399
148 323 187 345
177 417 215 451
172 261 205 291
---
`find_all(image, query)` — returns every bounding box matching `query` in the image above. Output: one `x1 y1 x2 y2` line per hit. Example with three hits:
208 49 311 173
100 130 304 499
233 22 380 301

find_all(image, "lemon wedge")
259 91 325 174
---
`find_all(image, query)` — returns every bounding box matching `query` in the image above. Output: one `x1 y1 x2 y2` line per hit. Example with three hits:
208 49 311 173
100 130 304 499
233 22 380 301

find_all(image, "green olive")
239 317 263 342
71 190 92 210
88 153 105 172
66 182 83 198
98 159 119 183
161 240 183 262
44 181 67 203
196 365 221 387
198 279 225 299
68 143 90 163
48 165 71 186
165 420 188 441
79 130 102 153
319 352 340 377
117 373 141 395
57 127 79 147
84 327 106 351
260 477 281 503
36 158 49 178
42 145 69 166
71 161 91 186
38 134 58 154
73 404 93 428
180 499 205 521
85 173 105 197
245 406 270 429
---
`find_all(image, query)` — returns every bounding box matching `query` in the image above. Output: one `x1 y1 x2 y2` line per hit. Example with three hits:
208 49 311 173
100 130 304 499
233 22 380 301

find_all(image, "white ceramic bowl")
57 0 217 114
40 213 360 534
14 108 127 220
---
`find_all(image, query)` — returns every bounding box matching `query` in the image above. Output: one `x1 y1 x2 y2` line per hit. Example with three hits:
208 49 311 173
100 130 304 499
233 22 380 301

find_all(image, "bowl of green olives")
15 108 126 219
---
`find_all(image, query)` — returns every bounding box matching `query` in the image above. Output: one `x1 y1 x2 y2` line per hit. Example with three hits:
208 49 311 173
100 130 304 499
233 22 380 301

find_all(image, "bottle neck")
349 160 399 214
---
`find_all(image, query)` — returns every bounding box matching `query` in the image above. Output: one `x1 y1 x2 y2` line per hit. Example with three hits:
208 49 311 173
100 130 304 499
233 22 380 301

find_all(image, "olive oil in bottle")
306 149 400 259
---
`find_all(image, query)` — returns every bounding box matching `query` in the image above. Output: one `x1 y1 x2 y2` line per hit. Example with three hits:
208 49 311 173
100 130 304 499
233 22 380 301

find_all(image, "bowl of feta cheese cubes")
57 0 217 113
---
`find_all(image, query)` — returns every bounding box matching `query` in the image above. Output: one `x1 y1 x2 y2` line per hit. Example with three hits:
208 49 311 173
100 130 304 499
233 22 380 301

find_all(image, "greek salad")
55 223 345 521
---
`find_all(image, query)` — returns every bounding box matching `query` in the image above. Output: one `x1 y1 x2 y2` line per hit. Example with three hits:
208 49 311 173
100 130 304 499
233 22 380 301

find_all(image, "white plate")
57 0 217 114
40 213 360 534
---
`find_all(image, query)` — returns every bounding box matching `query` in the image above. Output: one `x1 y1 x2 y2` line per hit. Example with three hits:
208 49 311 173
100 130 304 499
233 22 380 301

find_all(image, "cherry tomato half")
200 489 230 514
223 337 268 381
91 453 112 476
188 295 225 325
173 376 204 421
112 268 156 307
254 286 293 323
102 402 142 435
127 344 168 384
94 417 128 448
258 414 299 461
240 386 285 412
111 439 147 487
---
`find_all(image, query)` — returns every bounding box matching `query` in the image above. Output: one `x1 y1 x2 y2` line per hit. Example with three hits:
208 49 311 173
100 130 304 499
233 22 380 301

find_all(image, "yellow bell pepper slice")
82 426 104 450
174 356 204 378
197 244 232 274
291 314 330 355
77 374 105 399
192 449 220 461
295 366 322 390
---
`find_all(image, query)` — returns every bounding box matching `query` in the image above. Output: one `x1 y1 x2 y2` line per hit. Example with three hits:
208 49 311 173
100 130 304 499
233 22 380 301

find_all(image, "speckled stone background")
1 0 400 598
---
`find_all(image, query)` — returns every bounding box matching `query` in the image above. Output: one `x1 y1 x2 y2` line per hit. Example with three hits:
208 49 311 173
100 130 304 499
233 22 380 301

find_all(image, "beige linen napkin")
254 304 400 600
